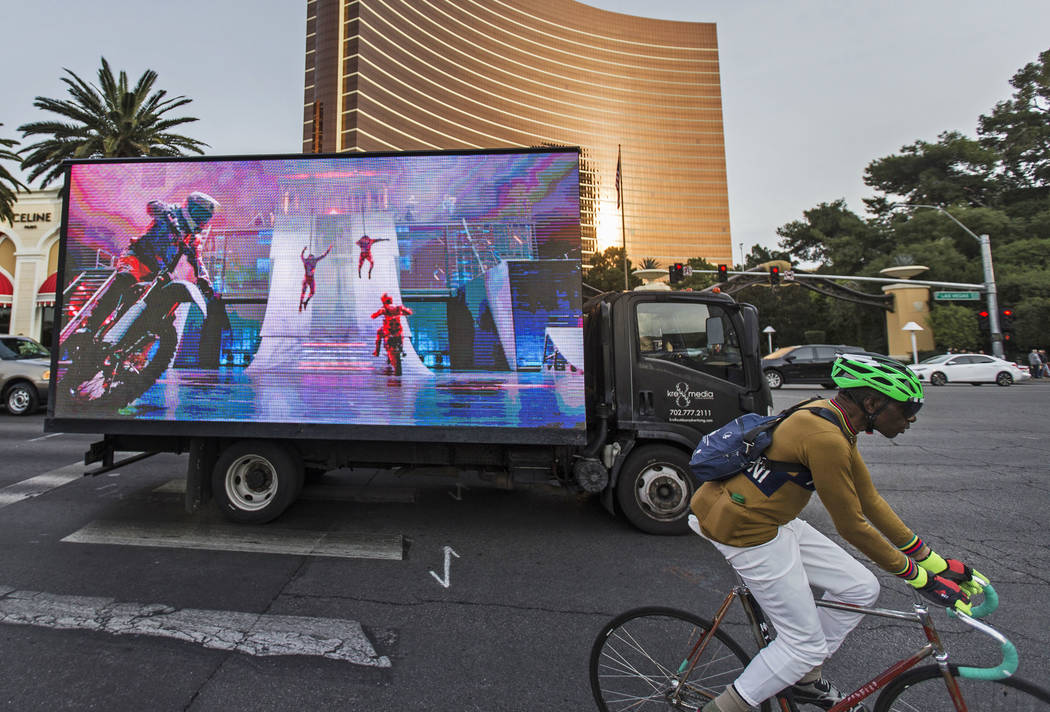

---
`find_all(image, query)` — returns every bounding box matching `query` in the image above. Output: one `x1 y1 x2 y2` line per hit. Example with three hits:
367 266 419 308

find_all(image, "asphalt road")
1 381 1048 711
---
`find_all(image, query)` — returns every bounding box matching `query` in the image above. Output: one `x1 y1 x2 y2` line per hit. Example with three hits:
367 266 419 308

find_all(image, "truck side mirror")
705 316 724 346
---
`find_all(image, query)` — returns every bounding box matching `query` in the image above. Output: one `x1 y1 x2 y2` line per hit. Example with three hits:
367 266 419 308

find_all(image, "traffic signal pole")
888 204 1004 359
979 233 1004 359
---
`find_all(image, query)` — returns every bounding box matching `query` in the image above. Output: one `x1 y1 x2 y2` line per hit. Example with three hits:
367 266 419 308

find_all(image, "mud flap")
186 438 219 513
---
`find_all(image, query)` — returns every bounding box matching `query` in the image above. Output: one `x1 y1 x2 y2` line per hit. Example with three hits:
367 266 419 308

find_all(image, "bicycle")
589 579 1050 711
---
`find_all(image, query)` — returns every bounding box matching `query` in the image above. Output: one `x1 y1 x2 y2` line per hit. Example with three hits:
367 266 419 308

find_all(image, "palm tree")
18 57 208 187
0 123 27 223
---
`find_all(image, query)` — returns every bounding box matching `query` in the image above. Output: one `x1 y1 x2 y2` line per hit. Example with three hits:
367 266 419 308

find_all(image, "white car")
911 353 1031 387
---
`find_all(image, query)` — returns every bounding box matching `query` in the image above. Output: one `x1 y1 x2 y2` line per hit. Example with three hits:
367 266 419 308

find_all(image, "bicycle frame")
674 583 1009 712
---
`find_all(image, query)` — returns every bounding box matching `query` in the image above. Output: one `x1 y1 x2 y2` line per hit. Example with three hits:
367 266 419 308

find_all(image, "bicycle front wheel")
589 606 766 712
874 664 1050 711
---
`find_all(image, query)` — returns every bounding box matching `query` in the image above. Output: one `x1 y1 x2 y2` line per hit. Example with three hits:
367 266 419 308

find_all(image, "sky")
3 1 1049 262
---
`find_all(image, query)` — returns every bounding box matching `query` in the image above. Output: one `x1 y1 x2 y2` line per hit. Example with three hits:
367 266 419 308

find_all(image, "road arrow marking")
428 546 460 588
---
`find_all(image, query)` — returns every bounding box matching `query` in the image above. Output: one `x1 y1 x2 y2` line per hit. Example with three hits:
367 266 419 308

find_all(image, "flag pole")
616 145 627 291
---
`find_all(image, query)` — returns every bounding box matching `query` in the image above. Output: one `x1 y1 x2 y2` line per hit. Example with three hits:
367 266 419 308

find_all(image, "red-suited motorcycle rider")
371 293 412 376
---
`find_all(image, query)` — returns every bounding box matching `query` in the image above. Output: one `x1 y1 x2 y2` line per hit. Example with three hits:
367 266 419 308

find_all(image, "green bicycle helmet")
832 353 924 431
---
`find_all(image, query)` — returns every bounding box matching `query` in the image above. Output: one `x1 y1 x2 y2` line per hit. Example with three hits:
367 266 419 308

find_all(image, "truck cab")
584 290 770 534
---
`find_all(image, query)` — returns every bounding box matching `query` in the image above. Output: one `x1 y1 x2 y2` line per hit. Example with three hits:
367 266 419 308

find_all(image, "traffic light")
717 264 729 281
669 262 684 285
977 310 990 331
769 265 781 285
1000 308 1014 334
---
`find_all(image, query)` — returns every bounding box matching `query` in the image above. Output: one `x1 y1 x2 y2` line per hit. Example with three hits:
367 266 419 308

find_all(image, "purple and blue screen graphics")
57 151 586 431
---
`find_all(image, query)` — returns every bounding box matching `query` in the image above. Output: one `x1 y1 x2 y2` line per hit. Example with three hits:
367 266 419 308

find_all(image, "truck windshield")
636 302 744 384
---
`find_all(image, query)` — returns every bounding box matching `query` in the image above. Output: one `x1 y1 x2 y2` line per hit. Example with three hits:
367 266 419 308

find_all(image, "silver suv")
0 335 51 416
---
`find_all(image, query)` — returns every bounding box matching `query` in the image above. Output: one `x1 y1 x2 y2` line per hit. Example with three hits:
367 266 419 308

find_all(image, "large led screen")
54 149 585 438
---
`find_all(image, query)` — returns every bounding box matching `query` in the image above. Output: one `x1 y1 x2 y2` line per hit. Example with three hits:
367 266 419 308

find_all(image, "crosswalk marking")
0 584 390 667
62 520 404 560
0 462 83 508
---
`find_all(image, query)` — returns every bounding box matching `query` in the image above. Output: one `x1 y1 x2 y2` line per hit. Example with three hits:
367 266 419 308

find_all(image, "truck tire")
212 441 303 524
616 445 694 535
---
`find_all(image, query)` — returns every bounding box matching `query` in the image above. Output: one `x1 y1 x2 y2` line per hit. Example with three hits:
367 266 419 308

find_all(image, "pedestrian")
1041 349 1049 378
1028 349 1042 379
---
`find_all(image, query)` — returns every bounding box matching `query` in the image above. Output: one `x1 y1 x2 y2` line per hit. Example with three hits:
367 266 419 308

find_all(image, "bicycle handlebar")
946 584 1018 681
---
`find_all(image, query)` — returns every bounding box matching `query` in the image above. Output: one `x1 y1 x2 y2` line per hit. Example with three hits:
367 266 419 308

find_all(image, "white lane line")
28 432 64 442
0 585 390 667
62 521 404 560
0 462 83 508
154 478 416 503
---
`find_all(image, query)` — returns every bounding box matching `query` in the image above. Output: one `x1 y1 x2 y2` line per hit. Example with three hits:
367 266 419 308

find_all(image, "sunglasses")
898 400 923 418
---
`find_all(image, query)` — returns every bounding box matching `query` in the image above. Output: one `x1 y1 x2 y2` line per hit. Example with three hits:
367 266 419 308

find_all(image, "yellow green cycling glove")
898 535 986 599
895 559 972 615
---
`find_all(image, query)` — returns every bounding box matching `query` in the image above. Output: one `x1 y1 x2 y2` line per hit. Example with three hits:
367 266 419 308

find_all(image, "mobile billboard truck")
45 147 770 534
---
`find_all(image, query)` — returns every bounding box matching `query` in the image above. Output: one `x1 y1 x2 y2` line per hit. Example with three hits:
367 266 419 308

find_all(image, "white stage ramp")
248 212 431 376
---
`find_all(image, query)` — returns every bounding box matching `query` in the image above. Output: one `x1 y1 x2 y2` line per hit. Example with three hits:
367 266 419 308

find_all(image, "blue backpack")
689 397 843 495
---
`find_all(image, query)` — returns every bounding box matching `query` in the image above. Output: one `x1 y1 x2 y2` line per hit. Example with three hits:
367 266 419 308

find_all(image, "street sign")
933 290 981 301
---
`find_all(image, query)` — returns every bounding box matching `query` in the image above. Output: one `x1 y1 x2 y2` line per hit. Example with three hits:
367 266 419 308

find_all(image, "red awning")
0 272 11 305
37 272 57 307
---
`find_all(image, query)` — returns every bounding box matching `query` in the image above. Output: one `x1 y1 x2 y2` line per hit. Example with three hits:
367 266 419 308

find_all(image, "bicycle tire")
874 663 1050 711
589 606 770 712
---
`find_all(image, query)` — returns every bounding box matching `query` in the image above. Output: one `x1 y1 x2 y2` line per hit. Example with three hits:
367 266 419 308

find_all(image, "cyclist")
691 353 984 712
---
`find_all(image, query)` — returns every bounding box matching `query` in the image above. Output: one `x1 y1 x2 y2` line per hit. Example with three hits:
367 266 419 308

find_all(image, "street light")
889 203 1003 359
762 325 776 354
902 321 923 365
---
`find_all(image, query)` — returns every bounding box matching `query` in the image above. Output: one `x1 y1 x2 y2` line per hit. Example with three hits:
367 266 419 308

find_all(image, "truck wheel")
212 441 303 524
616 445 694 535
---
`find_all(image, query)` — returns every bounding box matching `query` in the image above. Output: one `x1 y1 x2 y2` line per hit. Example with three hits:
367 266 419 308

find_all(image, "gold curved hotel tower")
303 0 732 265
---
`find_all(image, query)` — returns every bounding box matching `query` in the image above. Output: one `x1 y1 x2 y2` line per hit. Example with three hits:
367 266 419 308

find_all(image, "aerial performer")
372 293 413 376
357 233 389 279
299 244 332 312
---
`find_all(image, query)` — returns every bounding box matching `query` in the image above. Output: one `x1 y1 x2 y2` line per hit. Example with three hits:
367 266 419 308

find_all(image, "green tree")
770 48 1050 359
978 48 1050 192
0 123 27 223
18 57 207 187
776 200 881 274
863 131 999 209
926 304 979 352
583 246 640 293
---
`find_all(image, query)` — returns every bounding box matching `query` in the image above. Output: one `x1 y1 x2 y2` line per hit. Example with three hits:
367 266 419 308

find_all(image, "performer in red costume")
357 234 389 279
372 293 412 375
299 244 332 312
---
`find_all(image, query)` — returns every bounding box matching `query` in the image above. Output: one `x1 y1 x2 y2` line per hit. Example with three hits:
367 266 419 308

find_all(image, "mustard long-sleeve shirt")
690 400 915 574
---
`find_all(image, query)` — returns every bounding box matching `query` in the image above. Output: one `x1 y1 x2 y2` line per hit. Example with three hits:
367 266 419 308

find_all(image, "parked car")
911 353 1030 387
0 335 51 415
762 344 871 389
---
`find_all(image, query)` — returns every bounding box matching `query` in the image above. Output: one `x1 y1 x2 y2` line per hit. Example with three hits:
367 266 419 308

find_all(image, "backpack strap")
744 401 843 495
801 406 853 441
740 396 823 450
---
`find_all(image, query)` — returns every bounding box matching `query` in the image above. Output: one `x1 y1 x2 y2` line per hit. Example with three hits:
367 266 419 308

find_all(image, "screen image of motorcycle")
55 151 587 432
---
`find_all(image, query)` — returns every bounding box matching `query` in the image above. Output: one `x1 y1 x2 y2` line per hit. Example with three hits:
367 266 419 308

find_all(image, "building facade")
302 0 732 265
0 189 62 345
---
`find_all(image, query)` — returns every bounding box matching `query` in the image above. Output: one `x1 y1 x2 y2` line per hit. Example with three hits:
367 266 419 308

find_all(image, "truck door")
628 298 752 438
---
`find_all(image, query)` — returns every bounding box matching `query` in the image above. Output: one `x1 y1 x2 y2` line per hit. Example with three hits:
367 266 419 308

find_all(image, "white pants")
702 518 880 707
